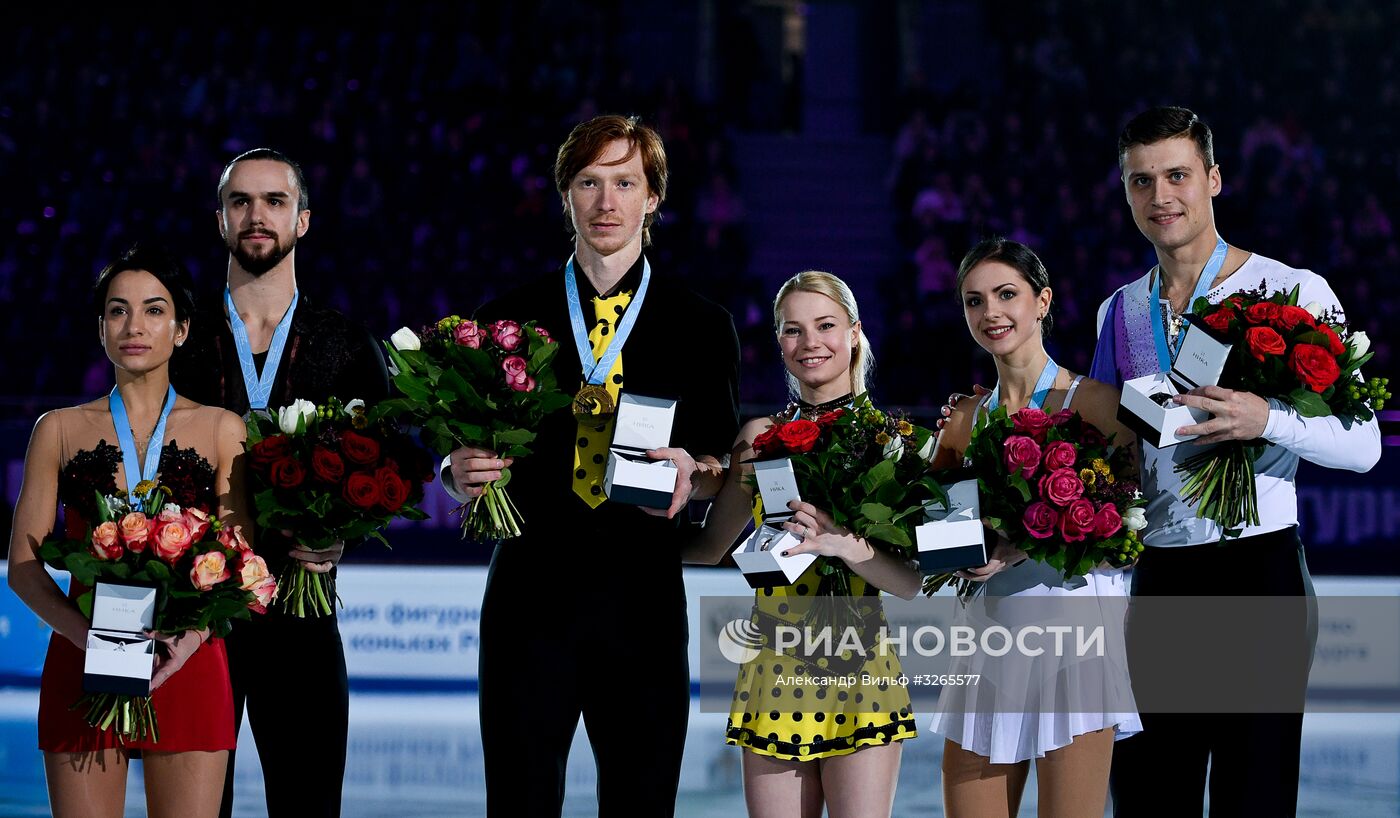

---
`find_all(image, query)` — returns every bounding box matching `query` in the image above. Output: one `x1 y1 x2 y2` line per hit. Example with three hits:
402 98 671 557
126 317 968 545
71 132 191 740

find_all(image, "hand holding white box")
1118 316 1233 448
732 458 818 587
603 393 680 508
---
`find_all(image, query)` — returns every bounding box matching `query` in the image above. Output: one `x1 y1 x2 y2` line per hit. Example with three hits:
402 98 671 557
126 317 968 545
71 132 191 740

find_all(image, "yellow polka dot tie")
572 289 632 507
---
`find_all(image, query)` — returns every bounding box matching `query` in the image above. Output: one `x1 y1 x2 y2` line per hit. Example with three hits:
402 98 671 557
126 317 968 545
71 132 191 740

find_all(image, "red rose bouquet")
38 481 269 742
381 317 571 541
245 397 433 617
923 406 1146 598
751 396 943 625
1182 284 1390 533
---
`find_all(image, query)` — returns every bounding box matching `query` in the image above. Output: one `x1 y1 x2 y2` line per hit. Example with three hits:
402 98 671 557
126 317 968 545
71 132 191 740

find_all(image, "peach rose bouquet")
37 480 270 742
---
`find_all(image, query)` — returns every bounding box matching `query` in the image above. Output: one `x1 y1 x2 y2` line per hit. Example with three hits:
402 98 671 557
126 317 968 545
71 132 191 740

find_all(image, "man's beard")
228 231 296 276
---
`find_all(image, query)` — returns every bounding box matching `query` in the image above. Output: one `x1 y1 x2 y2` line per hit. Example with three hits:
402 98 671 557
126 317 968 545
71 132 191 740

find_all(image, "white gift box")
83 581 157 697
731 458 818 588
915 476 988 574
603 392 679 508
1118 314 1233 447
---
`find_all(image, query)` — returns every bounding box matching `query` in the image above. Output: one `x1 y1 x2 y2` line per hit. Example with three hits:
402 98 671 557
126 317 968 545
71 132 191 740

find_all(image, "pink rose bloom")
183 507 211 542
90 521 123 560
218 525 251 553
157 504 183 524
1003 435 1042 479
237 553 271 590
1049 409 1073 425
502 355 532 390
152 520 194 563
1038 467 1085 507
1022 501 1058 539
118 512 150 552
247 577 278 614
1011 408 1053 441
1058 498 1097 542
1091 503 1123 539
191 551 231 591
533 326 553 344
453 320 484 349
508 374 537 393
1041 440 1078 471
491 320 524 351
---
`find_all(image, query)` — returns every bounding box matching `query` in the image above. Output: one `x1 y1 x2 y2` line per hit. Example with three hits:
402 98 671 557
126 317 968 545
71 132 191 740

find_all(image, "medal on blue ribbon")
1150 236 1227 371
564 255 650 424
225 286 298 411
988 357 1060 412
109 385 176 495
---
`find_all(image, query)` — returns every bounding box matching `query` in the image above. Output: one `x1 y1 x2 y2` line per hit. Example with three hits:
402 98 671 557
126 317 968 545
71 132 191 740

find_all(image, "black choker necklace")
789 392 855 417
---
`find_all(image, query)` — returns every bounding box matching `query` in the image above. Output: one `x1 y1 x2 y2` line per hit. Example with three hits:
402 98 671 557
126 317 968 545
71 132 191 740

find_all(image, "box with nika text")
1118 314 1233 447
603 392 679 508
731 458 817 588
915 473 987 574
83 581 158 697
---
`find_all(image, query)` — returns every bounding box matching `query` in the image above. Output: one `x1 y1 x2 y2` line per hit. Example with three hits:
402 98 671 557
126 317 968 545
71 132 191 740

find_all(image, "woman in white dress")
930 238 1141 818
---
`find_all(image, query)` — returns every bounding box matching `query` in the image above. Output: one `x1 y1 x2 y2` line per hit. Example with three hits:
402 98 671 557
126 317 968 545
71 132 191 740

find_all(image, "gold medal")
572 384 615 425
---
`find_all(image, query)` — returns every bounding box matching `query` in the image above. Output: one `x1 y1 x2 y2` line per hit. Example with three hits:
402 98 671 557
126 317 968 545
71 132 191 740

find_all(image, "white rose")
343 398 366 416
390 327 421 351
1348 331 1370 361
277 399 317 435
1122 507 1147 532
882 435 905 461
1303 301 1324 319
917 434 936 462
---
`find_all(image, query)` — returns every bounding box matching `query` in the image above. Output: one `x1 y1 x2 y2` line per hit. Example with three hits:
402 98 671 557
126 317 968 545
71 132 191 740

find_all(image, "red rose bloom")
311 446 346 484
1244 302 1282 325
775 419 822 453
1203 309 1232 333
378 467 409 512
815 409 845 429
1058 499 1097 542
752 426 781 456
1038 467 1085 507
1091 503 1123 538
1315 324 1346 356
1022 502 1058 539
1244 326 1287 362
1041 441 1078 471
250 435 291 470
1288 343 1341 393
1011 408 1053 442
340 430 381 465
269 457 306 489
1276 305 1316 332
343 472 382 508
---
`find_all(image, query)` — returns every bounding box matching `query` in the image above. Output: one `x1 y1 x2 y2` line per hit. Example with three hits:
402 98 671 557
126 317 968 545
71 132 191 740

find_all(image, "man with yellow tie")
442 114 741 817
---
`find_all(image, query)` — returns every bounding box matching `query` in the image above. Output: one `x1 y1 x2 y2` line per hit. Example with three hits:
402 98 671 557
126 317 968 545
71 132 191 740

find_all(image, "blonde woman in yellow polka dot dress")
684 271 922 817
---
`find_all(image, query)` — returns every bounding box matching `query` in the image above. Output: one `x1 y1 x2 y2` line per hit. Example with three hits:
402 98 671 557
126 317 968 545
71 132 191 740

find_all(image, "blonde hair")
773 270 874 400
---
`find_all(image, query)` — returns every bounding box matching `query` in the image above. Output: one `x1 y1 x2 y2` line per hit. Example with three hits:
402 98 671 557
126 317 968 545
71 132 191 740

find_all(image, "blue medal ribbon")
225 285 298 410
1149 236 1227 371
109 385 176 495
988 357 1060 412
564 255 650 385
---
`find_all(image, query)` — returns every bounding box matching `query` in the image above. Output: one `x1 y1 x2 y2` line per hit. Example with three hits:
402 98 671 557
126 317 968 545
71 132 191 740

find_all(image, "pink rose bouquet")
381 316 571 541
37 481 269 743
925 406 1146 598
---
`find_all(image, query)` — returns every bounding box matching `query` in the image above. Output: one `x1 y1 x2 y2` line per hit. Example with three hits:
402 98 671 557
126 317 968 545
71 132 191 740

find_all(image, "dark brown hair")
1117 106 1215 172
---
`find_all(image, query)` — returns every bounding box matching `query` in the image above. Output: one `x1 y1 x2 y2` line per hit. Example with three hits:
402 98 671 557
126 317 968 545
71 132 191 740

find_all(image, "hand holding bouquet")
1181 284 1389 533
923 407 1146 598
39 481 269 742
751 397 943 626
381 317 571 541
245 397 433 617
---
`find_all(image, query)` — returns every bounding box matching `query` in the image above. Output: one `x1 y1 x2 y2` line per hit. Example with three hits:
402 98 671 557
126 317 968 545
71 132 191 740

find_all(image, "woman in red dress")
7 246 248 817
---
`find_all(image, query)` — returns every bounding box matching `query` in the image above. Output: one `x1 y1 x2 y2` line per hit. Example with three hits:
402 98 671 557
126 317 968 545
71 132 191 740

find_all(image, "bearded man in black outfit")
172 148 389 818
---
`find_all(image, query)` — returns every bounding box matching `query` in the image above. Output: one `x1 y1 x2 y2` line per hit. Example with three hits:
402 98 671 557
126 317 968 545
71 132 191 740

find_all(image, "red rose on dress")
1288 343 1341 393
1276 305 1316 332
1091 503 1123 538
250 435 291 470
340 430 381 465
312 446 346 483
1203 309 1232 333
1245 302 1282 325
1022 502 1058 539
1315 324 1346 356
1244 326 1287 362
378 467 409 512
1041 440 1078 471
1011 408 1053 442
1058 498 1097 542
775 419 822 453
1003 435 1043 479
269 457 306 489
343 472 382 508
1038 467 1086 507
